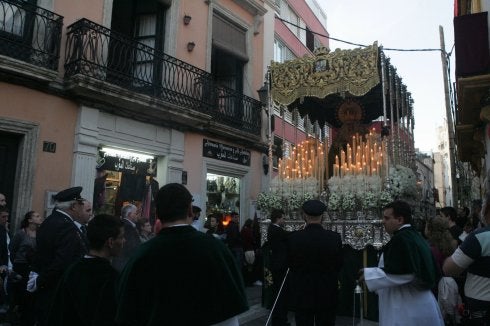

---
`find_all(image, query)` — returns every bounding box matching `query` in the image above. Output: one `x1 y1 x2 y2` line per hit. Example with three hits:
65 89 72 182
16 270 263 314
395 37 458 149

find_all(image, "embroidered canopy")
270 42 412 128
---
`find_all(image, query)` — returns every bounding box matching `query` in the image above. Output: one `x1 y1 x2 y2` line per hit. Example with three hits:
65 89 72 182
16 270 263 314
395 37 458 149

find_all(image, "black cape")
47 257 118 326
115 225 248 325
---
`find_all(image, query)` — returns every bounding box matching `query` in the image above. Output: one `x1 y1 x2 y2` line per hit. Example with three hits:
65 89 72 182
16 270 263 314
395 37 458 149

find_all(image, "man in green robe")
115 183 248 326
360 200 444 325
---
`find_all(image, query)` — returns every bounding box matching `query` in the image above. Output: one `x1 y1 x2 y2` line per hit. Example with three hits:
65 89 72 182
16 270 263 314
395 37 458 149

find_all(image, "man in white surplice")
360 200 444 325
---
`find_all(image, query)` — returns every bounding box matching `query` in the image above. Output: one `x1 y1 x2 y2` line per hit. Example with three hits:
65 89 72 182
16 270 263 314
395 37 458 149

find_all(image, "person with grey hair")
29 186 92 326
112 203 141 272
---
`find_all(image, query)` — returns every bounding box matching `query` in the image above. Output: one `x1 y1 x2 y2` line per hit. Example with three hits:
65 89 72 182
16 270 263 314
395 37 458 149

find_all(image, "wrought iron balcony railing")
64 18 262 134
0 0 63 70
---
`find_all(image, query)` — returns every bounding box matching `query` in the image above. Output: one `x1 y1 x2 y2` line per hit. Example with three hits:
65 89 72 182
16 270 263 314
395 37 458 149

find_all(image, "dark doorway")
0 132 20 213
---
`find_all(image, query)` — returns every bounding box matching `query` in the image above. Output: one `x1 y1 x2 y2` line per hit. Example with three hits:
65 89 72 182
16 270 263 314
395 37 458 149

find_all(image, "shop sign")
203 139 250 166
97 151 156 175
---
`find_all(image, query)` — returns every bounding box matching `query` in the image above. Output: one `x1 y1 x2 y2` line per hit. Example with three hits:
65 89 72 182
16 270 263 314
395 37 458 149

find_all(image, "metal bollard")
352 280 364 326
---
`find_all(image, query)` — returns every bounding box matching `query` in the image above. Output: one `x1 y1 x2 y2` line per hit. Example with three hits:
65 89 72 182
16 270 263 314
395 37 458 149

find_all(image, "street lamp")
257 72 272 182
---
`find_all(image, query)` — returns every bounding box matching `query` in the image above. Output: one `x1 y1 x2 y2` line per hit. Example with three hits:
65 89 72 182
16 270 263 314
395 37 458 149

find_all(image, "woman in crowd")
426 216 457 273
10 210 43 325
425 215 460 325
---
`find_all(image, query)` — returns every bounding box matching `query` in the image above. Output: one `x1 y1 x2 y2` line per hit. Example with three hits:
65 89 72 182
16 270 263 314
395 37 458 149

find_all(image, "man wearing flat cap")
30 186 92 326
287 199 343 326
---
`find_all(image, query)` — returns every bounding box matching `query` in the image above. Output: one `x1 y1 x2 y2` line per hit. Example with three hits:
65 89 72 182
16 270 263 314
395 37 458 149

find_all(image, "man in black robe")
116 183 248 325
47 214 124 326
287 200 343 326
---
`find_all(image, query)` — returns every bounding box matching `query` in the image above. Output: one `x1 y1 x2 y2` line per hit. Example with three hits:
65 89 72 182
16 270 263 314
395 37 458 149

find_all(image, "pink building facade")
0 0 268 229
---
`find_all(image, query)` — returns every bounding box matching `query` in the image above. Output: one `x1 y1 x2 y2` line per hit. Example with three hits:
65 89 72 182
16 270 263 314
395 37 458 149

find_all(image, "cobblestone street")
238 285 379 326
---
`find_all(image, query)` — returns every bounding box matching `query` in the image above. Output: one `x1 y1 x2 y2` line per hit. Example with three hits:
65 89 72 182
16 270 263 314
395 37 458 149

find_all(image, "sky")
319 1 455 153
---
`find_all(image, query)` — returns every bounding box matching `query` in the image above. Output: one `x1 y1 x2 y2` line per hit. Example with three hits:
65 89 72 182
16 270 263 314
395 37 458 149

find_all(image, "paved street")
238 285 379 326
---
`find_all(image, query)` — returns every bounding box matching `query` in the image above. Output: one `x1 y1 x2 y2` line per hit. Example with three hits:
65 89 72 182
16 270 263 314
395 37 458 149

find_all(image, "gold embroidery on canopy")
270 42 380 105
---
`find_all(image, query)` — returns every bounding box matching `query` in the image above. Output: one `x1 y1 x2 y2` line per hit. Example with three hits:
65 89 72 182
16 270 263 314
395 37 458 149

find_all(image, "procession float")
258 43 422 319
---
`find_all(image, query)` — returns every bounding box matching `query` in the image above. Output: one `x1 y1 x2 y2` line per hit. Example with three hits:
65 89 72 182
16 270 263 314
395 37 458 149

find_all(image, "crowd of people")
1 185 490 325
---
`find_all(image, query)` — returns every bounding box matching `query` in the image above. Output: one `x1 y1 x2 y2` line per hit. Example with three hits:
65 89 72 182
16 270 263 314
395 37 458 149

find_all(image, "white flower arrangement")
303 192 314 202
327 176 342 192
328 193 341 211
341 192 357 212
365 175 383 192
287 192 315 211
287 192 303 210
389 165 418 199
256 192 282 212
379 189 394 207
361 191 378 210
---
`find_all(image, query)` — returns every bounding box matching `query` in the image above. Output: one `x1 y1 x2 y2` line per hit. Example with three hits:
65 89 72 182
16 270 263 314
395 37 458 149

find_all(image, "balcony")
0 0 62 83
64 18 262 143
454 12 490 174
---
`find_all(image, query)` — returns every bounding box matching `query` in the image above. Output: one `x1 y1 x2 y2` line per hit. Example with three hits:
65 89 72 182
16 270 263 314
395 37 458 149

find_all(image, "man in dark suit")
287 200 343 326
112 203 141 272
30 186 92 326
267 208 290 326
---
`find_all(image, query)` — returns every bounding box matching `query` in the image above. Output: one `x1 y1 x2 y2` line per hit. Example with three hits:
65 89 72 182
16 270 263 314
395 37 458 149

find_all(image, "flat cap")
53 186 83 202
302 199 326 216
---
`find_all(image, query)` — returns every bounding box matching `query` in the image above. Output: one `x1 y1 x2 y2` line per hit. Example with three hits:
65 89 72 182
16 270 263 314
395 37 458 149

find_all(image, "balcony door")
132 9 165 90
109 0 166 91
211 13 248 124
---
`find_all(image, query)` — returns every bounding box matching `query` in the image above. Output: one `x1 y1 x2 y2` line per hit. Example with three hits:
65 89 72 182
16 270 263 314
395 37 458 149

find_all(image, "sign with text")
203 139 250 166
97 151 156 175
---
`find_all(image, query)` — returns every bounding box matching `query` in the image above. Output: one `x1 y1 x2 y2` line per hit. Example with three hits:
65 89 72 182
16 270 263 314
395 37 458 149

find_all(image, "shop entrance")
206 173 240 216
93 148 159 225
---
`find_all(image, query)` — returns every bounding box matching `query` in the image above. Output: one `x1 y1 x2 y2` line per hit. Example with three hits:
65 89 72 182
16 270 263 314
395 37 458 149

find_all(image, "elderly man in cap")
287 199 343 326
29 186 92 326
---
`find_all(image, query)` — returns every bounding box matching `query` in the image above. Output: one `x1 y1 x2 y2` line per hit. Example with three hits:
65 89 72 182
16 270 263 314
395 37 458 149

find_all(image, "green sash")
383 226 438 289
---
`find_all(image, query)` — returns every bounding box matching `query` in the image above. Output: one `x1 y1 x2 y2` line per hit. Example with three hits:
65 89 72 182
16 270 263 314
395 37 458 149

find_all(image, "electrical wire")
275 16 454 56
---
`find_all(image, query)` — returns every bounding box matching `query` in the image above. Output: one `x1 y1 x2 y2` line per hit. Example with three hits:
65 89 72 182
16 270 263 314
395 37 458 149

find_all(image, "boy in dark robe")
47 214 124 326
